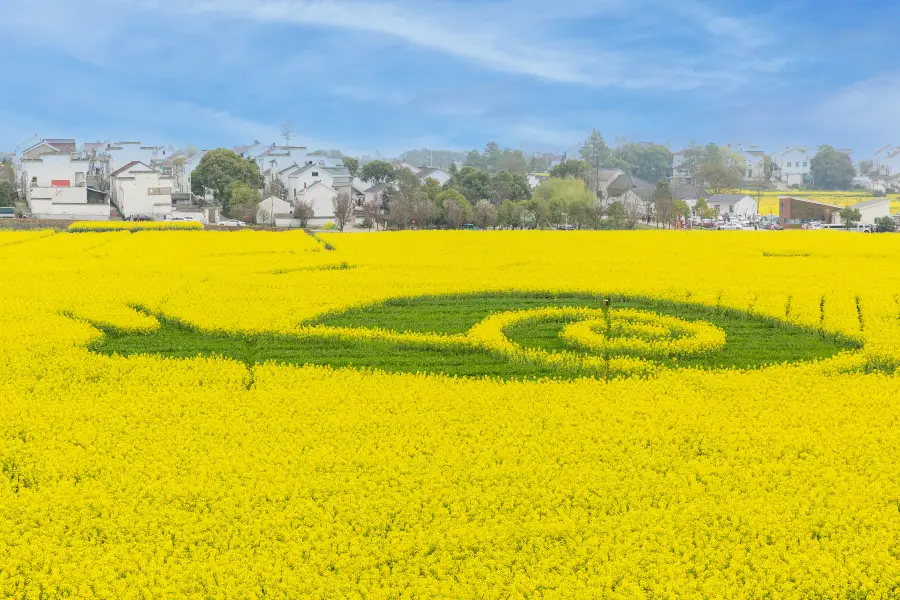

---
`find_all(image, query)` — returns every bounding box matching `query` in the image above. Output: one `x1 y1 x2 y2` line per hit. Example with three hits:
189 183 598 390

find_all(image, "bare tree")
86 149 109 192
332 192 355 232
267 178 288 200
294 199 314 228
361 196 382 230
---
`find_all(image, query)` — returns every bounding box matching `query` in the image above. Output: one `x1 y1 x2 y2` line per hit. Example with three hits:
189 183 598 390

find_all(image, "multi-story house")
18 152 109 220
775 146 812 188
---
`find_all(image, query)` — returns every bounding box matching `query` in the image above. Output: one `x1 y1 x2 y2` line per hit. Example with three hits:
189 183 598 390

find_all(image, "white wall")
710 196 757 219
297 184 338 220
856 201 890 225
29 187 108 220
105 143 164 175
288 168 335 202
778 149 811 186
114 171 174 219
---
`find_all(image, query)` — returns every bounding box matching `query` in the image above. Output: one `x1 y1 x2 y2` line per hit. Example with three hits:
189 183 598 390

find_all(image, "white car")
167 216 199 222
219 220 246 227
718 222 744 231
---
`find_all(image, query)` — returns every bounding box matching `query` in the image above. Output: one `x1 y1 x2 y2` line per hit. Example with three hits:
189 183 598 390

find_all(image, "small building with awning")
779 196 842 228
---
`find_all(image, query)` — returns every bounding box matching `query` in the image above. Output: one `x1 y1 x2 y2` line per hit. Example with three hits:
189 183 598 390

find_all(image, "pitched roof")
779 196 842 210
110 160 154 177
417 167 446 179
364 182 392 194
706 194 753 204
304 181 337 194
672 184 705 200
850 198 890 210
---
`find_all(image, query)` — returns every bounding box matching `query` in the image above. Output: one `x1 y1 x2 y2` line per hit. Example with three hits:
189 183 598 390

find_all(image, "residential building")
706 194 757 220
671 150 690 183
738 147 769 182
20 138 77 160
18 153 109 220
182 151 209 195
284 164 335 202
851 198 890 225
295 181 342 227
257 196 294 227
104 142 167 176
110 161 175 220
775 146 812 187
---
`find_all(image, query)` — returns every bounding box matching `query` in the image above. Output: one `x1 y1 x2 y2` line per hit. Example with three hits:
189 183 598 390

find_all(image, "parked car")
765 223 784 231
462 224 477 230
126 214 152 222
219 220 246 227
717 222 744 231
0 207 15 219
167 216 199 222
557 224 576 231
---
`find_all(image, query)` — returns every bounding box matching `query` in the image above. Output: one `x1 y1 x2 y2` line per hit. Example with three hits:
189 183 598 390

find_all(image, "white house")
20 138 77 161
527 172 549 189
776 146 812 188
18 153 109 220
850 198 890 225
740 148 768 181
416 167 451 186
285 164 335 201
110 161 175 220
706 194 758 219
181 150 208 194
104 142 166 176
296 181 342 227
257 195 294 226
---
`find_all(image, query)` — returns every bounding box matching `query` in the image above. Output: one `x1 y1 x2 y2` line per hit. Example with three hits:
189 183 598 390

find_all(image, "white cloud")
810 75 900 144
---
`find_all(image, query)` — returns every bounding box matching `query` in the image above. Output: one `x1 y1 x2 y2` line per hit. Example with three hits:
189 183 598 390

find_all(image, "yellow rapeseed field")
741 190 900 216
2 228 900 598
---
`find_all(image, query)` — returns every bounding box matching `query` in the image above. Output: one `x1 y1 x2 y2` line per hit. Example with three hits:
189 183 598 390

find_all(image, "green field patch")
87 292 861 381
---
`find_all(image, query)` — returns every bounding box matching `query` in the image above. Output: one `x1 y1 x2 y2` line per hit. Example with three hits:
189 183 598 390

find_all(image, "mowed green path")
90 292 859 380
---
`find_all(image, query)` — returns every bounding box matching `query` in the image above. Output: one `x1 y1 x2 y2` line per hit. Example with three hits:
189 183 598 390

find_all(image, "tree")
387 168 427 229
840 207 862 228
422 177 442 206
464 150 488 171
228 181 261 221
446 166 492 204
697 161 741 195
490 171 531 204
183 144 199 158
549 160 588 181
191 149 261 213
618 143 672 183
605 201 628 229
811 146 856 190
281 120 293 146
360 160 395 185
693 197 717 220
652 181 676 227
440 189 473 228
672 199 691 222
579 130 611 167
343 157 360 181
266 178 287 200
497 200 524 229
294 199 315 228
0 181 17 207
473 200 498 229
332 192 355 231
361 196 382 231
532 178 596 227
875 216 896 233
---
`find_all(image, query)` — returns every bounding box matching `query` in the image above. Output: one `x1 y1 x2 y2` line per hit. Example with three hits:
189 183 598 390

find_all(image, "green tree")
360 160 395 185
605 201 628 229
490 171 531 204
693 198 717 220
464 150 488 171
229 182 261 221
811 146 856 190
673 199 691 221
697 161 741 195
343 157 360 181
0 181 17 207
266 178 287 201
497 200 524 228
446 166 492 204
549 160 589 180
618 143 672 183
191 149 261 212
533 178 597 227
440 189 473 228
422 177 442 206
875 216 896 233
579 130 611 167
840 207 862 228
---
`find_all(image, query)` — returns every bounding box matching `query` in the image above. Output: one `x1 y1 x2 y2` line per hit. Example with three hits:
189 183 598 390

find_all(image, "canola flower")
2 229 900 598
68 220 204 232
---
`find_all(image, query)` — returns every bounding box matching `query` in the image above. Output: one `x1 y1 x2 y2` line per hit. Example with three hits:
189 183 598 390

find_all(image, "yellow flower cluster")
68 220 204 232
2 229 900 597
558 308 726 358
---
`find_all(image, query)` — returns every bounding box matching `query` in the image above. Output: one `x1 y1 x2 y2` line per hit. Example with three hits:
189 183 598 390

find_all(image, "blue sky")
2 0 899 157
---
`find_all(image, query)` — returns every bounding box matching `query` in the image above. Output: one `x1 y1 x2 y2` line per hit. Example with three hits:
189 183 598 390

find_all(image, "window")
714 205 720 212
729 205 734 213
312 172 319 177
802 162 808 168
786 162 792 167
